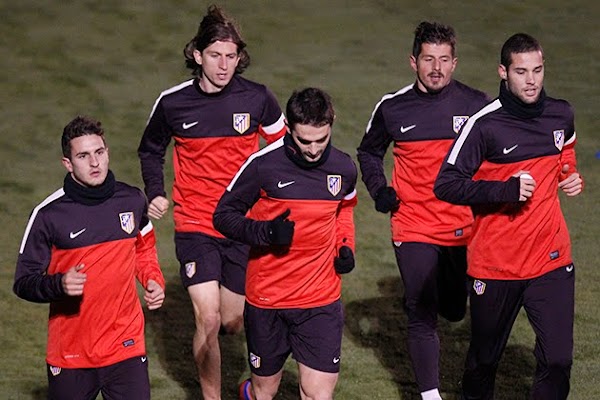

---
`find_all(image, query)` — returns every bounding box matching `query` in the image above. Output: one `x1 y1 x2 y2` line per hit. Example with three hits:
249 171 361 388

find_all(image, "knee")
195 311 221 337
220 314 244 335
545 354 573 372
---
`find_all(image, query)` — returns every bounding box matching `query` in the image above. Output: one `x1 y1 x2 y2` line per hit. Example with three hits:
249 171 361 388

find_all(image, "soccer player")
213 87 358 400
356 21 489 400
14 116 165 400
434 33 583 399
137 5 286 398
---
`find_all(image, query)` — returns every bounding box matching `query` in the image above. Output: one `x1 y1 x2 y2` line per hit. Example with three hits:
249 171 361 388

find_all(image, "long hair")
183 4 250 77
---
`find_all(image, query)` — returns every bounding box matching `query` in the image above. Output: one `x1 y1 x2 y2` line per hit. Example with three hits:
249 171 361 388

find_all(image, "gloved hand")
375 186 399 213
268 209 295 245
334 246 355 274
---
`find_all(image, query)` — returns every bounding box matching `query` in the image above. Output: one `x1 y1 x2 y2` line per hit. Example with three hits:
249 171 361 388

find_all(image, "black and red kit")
138 75 286 237
14 172 164 369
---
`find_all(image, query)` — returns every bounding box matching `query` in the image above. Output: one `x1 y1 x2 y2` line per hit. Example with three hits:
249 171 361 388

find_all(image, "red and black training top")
214 135 357 309
138 75 286 237
358 80 489 245
14 173 164 368
435 82 580 280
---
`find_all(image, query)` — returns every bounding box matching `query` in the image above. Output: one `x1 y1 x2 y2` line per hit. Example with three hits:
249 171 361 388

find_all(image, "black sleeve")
434 122 520 205
356 105 394 200
138 101 172 201
213 160 271 246
13 211 65 303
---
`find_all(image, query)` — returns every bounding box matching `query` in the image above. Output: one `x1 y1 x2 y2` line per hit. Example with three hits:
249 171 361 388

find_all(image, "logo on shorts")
327 175 342 196
49 365 61 376
566 265 574 272
250 352 261 368
333 356 340 364
141 356 147 363
453 116 469 134
473 280 486 295
119 212 135 234
185 262 196 278
553 129 565 151
233 113 250 134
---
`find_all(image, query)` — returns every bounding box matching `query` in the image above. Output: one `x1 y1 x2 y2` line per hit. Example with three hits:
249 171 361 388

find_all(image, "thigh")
219 238 250 295
289 300 344 374
393 242 440 302
175 232 222 288
468 278 524 359
244 302 291 377
438 245 467 286
524 265 575 359
47 365 100 400
99 356 150 400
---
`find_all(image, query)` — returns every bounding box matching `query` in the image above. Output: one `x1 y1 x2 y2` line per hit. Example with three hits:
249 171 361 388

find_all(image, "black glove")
268 209 295 245
334 246 355 274
374 186 399 213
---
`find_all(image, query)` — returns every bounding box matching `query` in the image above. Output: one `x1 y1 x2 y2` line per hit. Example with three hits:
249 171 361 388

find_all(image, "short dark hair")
286 88 335 131
500 33 544 68
183 4 250 77
61 116 105 158
412 21 456 58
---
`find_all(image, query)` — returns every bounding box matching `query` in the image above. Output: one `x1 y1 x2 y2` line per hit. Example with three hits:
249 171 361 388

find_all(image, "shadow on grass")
146 279 303 399
344 276 535 400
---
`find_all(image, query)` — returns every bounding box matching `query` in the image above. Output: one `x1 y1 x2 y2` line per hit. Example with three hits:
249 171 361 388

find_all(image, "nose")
219 55 227 70
90 154 99 167
432 58 441 71
525 71 535 84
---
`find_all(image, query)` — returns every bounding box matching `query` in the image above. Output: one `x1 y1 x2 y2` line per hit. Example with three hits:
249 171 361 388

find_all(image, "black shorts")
175 231 249 294
47 355 150 400
244 300 344 376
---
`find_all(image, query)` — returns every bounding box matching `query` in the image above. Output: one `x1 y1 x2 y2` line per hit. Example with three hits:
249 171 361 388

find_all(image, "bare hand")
144 279 165 310
512 171 536 201
148 196 170 220
558 164 582 196
61 264 86 296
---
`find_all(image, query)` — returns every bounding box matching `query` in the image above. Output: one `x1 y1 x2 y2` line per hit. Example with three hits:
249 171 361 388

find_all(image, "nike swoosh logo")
182 121 198 129
566 265 573 272
69 228 86 239
503 144 518 154
141 356 147 363
277 180 295 188
400 124 416 133
333 357 340 364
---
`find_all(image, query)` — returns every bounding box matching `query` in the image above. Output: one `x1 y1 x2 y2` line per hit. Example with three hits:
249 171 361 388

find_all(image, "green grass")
1 1 599 399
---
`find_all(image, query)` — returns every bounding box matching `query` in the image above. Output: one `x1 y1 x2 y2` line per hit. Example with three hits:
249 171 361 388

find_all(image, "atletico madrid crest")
49 365 62 376
453 116 469 134
185 262 196 278
553 129 564 151
233 113 250 134
327 175 342 196
473 279 486 295
119 212 135 234
250 352 261 368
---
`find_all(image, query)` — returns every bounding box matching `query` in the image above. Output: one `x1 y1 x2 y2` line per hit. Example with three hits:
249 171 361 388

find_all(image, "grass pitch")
1 1 598 399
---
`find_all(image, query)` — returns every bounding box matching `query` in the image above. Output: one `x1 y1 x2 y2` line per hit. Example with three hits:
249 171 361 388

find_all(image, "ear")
193 49 202 65
409 55 418 73
62 157 73 173
498 64 508 80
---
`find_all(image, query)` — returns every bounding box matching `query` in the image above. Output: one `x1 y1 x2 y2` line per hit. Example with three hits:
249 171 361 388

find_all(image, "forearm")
213 192 270 246
13 273 65 303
